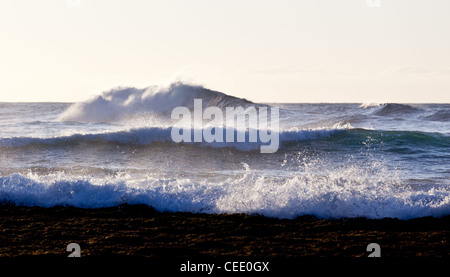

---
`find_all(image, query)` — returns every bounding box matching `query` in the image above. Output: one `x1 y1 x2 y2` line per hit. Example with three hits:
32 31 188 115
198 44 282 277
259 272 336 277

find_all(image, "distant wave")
58 82 257 123
359 103 384 109
373 103 422 116
424 109 450 122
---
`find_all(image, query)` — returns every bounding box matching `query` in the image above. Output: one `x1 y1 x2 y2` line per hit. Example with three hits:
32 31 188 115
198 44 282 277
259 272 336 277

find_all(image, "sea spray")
171 99 280 153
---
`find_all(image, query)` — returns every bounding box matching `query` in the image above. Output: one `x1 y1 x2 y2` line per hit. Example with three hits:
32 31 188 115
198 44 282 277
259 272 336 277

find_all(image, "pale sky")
0 0 449 103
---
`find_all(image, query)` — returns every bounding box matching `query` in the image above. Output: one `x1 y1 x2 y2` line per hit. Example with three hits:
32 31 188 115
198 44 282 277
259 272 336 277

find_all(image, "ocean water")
0 83 449 219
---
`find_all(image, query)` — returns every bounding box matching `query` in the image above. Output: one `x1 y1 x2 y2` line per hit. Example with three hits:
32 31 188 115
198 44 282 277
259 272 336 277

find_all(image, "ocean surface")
0 83 449 219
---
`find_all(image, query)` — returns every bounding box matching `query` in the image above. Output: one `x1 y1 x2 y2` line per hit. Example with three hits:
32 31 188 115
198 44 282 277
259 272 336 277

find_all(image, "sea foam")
1 162 448 219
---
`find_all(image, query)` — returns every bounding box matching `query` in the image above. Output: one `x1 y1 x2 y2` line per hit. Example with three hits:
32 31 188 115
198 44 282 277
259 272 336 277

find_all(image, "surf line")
171 99 279 153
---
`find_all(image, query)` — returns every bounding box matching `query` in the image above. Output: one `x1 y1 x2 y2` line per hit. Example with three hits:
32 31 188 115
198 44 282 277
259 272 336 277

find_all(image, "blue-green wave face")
321 129 449 151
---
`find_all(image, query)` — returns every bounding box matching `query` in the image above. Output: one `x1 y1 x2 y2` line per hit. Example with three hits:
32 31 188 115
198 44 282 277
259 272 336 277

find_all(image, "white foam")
359 103 384 109
1 162 448 219
58 82 253 124
216 164 450 219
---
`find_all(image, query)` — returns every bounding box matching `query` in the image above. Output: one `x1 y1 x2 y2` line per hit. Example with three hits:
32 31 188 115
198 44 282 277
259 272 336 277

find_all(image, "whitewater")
0 83 449 219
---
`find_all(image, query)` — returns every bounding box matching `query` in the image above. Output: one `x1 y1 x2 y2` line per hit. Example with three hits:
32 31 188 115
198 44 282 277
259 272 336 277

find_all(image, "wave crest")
58 82 255 123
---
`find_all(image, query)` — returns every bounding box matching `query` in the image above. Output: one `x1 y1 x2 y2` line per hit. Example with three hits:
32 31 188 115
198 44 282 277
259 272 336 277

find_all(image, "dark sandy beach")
0 204 448 272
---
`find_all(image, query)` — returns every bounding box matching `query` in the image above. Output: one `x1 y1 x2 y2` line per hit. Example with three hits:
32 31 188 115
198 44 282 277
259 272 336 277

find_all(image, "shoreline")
1 203 448 274
1 204 448 260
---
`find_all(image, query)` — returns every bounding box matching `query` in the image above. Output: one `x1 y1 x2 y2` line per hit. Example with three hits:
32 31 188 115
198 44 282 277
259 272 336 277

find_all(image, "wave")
58 82 257 123
424 109 450 122
373 103 422 116
1 166 449 219
1 127 447 152
359 102 384 109
0 127 342 152
0 127 174 148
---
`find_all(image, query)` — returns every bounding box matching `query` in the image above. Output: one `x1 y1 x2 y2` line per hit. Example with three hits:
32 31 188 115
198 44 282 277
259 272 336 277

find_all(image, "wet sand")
0 204 448 272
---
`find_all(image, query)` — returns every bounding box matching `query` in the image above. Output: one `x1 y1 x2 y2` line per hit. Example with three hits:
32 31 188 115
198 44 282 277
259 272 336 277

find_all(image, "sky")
0 0 449 103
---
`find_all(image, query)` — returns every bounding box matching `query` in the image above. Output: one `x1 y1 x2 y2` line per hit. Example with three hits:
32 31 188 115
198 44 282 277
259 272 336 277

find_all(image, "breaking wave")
1 164 449 219
58 82 256 123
